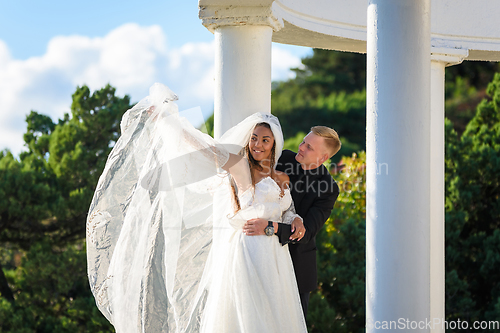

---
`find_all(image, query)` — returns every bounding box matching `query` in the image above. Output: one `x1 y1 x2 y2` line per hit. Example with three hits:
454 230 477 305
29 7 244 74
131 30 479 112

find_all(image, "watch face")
265 226 274 236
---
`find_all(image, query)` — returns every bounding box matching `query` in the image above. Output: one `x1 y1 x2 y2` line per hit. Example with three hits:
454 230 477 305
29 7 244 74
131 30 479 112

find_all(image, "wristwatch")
264 221 274 236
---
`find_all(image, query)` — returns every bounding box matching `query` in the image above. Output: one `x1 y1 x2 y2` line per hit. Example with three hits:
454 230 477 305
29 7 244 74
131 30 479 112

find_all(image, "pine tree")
0 84 130 332
445 73 500 326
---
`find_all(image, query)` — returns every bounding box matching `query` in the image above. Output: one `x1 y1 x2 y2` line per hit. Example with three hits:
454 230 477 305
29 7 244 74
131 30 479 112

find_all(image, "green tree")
0 84 130 332
272 50 367 161
0 84 131 248
293 49 366 96
444 72 500 327
1 241 111 332
445 61 500 135
309 152 366 333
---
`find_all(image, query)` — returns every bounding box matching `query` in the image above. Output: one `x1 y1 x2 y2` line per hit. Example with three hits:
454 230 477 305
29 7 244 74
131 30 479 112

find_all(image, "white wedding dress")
86 84 307 333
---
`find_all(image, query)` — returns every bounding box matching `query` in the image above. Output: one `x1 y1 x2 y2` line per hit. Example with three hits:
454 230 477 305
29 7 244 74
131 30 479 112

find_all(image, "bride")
86 83 307 333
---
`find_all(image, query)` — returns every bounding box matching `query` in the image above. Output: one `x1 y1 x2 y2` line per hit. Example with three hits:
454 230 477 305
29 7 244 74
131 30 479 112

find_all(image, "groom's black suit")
275 150 339 314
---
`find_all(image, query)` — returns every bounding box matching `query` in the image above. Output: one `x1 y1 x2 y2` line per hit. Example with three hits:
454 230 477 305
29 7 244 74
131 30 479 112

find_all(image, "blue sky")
0 0 311 154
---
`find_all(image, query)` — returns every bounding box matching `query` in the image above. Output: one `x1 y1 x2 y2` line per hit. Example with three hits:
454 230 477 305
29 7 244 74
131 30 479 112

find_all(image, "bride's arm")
177 127 252 193
242 201 305 241
274 172 306 242
221 154 252 194
279 202 306 242
242 172 306 240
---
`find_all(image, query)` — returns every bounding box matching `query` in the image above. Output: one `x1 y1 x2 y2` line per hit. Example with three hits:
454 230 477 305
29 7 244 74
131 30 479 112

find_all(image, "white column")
430 58 446 333
366 1 431 332
429 48 467 333
213 26 272 138
199 5 283 138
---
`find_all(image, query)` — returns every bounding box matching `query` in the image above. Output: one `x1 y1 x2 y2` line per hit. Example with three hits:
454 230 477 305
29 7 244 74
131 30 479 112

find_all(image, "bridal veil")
86 83 285 332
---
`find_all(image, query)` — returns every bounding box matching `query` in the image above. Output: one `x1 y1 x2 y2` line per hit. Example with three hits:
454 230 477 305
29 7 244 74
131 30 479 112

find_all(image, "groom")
243 126 341 318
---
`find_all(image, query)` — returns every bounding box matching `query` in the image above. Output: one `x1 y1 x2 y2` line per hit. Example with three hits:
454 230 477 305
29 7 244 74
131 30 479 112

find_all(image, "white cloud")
0 40 11 65
0 24 303 155
272 44 304 80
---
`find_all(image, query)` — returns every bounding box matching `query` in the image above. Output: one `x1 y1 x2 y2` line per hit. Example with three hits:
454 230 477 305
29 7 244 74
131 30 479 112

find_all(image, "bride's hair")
231 122 276 212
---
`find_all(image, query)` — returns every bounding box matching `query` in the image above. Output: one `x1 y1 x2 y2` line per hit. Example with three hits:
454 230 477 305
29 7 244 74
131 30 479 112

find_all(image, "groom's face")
296 132 328 170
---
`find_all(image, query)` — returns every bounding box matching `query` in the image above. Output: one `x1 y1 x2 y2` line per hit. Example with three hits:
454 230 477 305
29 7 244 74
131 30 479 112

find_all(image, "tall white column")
199 5 283 138
429 48 467 333
366 1 431 331
430 58 446 333
213 26 272 138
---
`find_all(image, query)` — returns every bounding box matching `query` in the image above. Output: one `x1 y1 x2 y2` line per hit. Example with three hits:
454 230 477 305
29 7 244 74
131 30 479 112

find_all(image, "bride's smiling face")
249 125 275 162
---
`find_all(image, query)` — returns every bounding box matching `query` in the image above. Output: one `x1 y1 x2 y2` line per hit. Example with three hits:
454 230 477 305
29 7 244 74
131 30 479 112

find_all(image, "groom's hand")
243 218 268 236
290 217 306 241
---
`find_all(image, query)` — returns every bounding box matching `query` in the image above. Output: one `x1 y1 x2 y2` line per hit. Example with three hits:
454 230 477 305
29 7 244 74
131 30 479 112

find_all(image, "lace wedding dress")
86 84 307 333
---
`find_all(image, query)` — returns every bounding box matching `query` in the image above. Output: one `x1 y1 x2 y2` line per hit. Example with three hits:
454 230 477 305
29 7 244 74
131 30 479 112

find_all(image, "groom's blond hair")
311 126 341 158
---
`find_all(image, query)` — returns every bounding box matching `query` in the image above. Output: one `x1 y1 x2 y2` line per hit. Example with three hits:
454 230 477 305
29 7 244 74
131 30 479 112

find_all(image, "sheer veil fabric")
87 83 307 332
